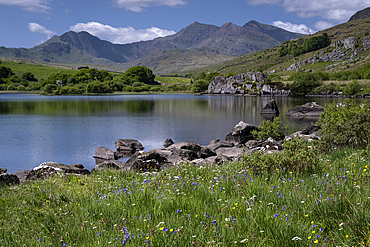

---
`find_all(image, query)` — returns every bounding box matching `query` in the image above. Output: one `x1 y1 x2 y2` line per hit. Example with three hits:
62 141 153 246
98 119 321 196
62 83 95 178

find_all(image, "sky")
0 0 369 48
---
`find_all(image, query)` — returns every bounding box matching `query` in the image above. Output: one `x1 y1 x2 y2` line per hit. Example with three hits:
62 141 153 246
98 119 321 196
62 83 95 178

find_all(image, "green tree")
191 79 209 94
21 72 37 81
0 66 13 78
251 116 286 141
121 66 155 85
290 72 323 96
343 80 362 95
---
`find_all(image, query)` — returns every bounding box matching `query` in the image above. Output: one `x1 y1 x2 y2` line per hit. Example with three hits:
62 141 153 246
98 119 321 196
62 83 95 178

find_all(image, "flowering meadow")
1 139 370 246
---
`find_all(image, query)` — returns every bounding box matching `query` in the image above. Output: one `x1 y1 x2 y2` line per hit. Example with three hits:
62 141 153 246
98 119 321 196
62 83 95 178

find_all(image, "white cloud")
313 21 334 31
28 23 56 39
272 21 315 34
69 22 176 44
247 0 369 22
114 0 187 12
0 0 50 12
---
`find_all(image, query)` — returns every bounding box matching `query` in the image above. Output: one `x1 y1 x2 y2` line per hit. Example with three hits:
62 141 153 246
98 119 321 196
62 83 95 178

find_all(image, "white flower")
240 239 248 243
225 218 230 222
292 236 302 241
301 201 305 203
156 222 165 227
246 208 252 211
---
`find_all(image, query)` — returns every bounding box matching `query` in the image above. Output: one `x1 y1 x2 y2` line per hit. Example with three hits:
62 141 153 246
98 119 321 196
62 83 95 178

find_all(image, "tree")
191 79 209 93
0 66 13 78
290 72 323 96
121 66 156 85
21 72 37 81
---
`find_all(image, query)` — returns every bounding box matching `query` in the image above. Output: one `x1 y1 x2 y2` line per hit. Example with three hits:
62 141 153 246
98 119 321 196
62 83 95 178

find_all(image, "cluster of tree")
191 71 220 93
279 33 331 57
0 66 40 91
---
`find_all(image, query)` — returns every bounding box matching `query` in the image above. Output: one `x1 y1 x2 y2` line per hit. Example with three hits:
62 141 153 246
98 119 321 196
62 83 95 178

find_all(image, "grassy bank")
1 144 369 246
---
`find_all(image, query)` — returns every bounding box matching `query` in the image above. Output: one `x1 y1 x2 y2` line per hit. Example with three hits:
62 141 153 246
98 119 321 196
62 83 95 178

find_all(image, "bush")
85 81 112 94
191 79 209 94
243 137 320 175
251 116 286 141
43 84 57 94
290 72 323 96
318 101 370 151
343 80 362 95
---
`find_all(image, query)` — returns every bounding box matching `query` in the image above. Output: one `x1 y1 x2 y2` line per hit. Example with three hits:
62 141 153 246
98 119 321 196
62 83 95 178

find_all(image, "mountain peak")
349 7 370 22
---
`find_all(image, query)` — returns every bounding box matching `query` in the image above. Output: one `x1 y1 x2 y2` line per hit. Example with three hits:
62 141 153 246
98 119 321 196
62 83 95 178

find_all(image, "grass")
1 141 370 246
155 76 191 85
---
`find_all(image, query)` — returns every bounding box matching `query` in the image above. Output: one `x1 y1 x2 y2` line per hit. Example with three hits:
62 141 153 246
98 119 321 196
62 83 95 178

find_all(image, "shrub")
243 137 320 175
289 72 323 96
191 79 209 94
85 81 112 93
251 116 286 141
343 80 362 95
318 101 370 151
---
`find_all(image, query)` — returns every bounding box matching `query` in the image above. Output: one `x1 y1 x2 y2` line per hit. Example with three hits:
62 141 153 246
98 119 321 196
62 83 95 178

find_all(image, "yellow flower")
146 237 149 239
346 235 349 238
312 231 315 233
313 188 316 191
311 221 314 224
46 200 50 203
314 240 318 243
364 169 367 172
170 229 173 232
235 203 238 206
305 214 308 217
195 214 197 217
308 236 311 239
160 227 164 231
232 207 236 209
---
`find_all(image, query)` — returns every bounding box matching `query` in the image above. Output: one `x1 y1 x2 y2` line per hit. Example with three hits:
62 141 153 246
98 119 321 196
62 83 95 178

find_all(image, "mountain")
349 7 370 22
0 21 303 74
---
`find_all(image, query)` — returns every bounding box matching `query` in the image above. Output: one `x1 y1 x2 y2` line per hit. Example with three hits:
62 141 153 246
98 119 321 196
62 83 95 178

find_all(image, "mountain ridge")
0 20 304 74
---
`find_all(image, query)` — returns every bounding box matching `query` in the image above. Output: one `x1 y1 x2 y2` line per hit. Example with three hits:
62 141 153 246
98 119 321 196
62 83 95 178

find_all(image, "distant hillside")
349 7 370 22
180 17 370 77
0 21 303 74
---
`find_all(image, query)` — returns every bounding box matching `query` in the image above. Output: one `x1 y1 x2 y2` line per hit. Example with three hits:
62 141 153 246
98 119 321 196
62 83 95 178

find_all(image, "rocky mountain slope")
349 7 370 22
0 21 303 74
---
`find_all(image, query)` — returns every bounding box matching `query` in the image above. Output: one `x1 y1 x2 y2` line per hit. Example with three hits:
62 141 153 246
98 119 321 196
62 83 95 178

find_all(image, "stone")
0 173 20 186
260 99 279 115
215 147 244 160
224 121 258 146
198 147 217 159
163 138 174 148
213 155 232 165
115 139 144 154
93 147 117 161
26 162 90 181
125 151 169 172
92 160 127 172
14 170 30 184
285 102 324 118
0 168 7 174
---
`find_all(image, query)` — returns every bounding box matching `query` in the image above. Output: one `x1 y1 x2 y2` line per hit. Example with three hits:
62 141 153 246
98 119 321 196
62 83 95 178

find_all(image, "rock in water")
261 99 279 115
285 102 324 118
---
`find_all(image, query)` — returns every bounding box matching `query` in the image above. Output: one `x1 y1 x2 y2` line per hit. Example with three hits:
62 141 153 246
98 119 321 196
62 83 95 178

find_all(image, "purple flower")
162 227 168 232
97 232 101 236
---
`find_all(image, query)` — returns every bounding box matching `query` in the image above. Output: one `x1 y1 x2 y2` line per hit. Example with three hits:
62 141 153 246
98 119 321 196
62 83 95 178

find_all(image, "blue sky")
0 0 368 48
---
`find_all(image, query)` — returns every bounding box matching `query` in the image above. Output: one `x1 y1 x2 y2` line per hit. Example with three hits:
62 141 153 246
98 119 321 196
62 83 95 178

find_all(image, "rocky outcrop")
261 84 291 96
224 121 258 146
163 138 174 148
261 99 279 115
208 73 267 94
286 125 321 141
26 162 90 181
285 102 324 118
92 160 127 172
94 147 119 164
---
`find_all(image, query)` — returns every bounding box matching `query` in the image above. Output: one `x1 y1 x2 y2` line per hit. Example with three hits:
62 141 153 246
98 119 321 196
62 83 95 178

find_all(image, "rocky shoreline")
0 101 324 187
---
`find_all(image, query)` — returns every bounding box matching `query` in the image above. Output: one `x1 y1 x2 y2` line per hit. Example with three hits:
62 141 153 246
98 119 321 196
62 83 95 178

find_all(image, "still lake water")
1 94 368 173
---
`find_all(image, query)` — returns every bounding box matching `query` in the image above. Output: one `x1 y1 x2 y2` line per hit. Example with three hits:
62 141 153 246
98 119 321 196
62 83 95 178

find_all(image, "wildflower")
292 236 302 241
97 232 101 236
156 222 165 227
346 235 349 238
314 240 318 243
240 238 248 243
308 236 312 239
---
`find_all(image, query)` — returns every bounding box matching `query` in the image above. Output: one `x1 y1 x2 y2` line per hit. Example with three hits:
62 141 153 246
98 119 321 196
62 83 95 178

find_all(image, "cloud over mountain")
69 22 176 44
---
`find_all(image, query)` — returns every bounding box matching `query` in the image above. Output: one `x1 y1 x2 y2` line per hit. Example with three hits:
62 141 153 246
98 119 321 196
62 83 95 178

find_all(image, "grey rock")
93 146 117 161
215 147 244 160
260 99 279 115
92 160 127 172
126 151 169 172
198 147 217 159
115 139 144 154
0 173 20 186
15 170 30 184
285 102 324 118
224 121 258 146
213 155 232 165
163 138 174 148
26 162 90 181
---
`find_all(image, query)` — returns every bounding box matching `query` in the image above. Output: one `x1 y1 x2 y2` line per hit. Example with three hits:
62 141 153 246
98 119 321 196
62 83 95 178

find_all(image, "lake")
1 94 368 173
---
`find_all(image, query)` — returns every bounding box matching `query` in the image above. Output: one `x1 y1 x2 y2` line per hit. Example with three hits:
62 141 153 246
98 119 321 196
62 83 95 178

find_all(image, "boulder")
198 147 217 159
224 121 258 146
166 141 201 152
92 160 127 172
93 147 117 161
115 139 144 155
213 155 232 165
0 168 7 174
14 170 30 184
285 102 324 118
286 125 321 141
26 162 90 181
0 173 20 186
206 139 234 152
125 151 169 172
261 99 279 115
215 147 244 160
163 138 174 148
